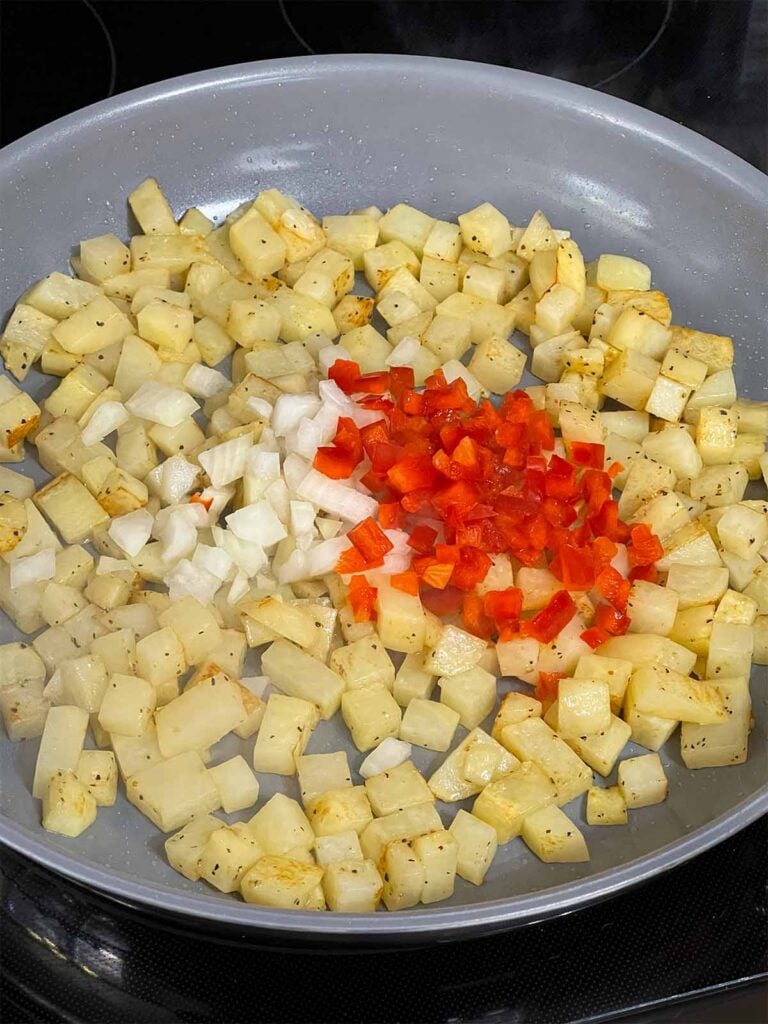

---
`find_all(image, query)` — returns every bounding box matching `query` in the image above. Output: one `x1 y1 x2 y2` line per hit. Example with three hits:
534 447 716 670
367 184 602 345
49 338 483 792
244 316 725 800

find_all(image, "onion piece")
275 547 310 584
198 435 252 488
95 556 132 575
81 401 129 447
212 527 268 578
297 469 378 522
126 381 199 428
166 559 221 604
108 508 154 557
226 501 288 547
359 738 413 779
272 393 322 437
227 570 250 605
9 548 56 589
305 536 352 577
441 360 484 401
290 500 316 537
183 363 231 399
192 543 233 580
386 336 420 367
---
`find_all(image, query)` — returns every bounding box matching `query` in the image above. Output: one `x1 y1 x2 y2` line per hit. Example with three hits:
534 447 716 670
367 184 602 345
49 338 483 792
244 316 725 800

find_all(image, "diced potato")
228 209 286 277
412 829 457 904
240 856 323 909
458 203 510 259
423 220 462 262
665 565 729 610
681 676 750 768
158 596 222 665
467 334 526 394
656 521 723 571
435 292 514 344
428 727 519 802
716 503 768 560
75 749 118 806
629 664 725 725
0 678 49 742
322 859 383 912
128 177 178 234
165 814 222 880
705 622 754 678
393 653 435 707
209 755 260 813
574 654 633 714
500 717 593 805
305 786 373 837
58 654 108 713
359 802 443 864
495 635 540 685
32 704 89 798
341 684 401 752
155 673 245 757
438 666 496 729
374 583 426 654
601 348 660 410
622 682 679 751
617 752 668 808
53 296 132 354
330 636 395 691
42 770 97 837
126 750 220 832
557 678 611 738
522 804 589 863
423 625 487 677
198 823 262 893
252 694 319 774
339 324 392 373
364 761 434 817
136 626 187 688
248 793 314 854
314 830 363 867
516 210 556 262
449 809 498 885
689 464 748 508
379 837 424 911
322 214 380 270
472 762 557 843
34 473 109 544
261 639 344 719
670 325 733 373
333 295 375 334
669 605 716 656
595 254 651 291
110 721 164 779
550 705 632 776
586 786 627 826
399 697 459 752
491 692 542 741
297 752 352 804
626 580 679 635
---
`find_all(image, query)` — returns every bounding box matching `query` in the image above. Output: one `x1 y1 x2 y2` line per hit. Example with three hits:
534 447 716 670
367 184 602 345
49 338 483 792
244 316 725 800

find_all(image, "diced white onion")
226 500 287 547
81 401 129 447
183 363 231 399
265 478 291 524
319 345 352 375
108 508 154 557
282 453 312 496
198 435 252 488
166 559 221 604
359 738 413 779
272 393 322 438
192 543 233 580
156 508 198 563
316 517 343 540
227 570 250 605
126 381 199 428
386 336 420 367
247 397 273 420
611 544 630 578
276 547 310 584
441 360 484 401
160 455 200 504
297 469 377 522
212 527 268 578
305 536 352 577
290 500 316 536
10 548 56 589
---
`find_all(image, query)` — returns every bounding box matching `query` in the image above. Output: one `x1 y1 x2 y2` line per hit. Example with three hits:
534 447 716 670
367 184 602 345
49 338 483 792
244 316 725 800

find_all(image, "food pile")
0 179 765 913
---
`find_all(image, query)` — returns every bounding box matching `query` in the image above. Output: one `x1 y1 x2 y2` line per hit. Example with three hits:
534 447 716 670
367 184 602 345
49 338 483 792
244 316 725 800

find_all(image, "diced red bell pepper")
628 524 664 567
595 603 630 636
360 418 390 454
535 671 565 706
582 469 613 514
420 585 463 616
550 544 595 591
595 566 631 611
462 593 495 639
483 587 523 625
378 502 403 530
451 546 493 591
545 455 579 501
388 366 415 398
387 454 437 494
348 575 377 622
348 517 394 562
587 499 631 542
390 570 420 596
328 359 362 393
314 446 359 479
355 371 391 395
524 590 578 644
336 547 373 575
400 389 424 415
430 480 480 525
407 523 438 554
570 441 605 469
607 460 624 480
628 564 660 584
591 536 618 574
580 626 612 649
333 416 363 457
420 562 454 590
357 395 395 412
189 492 213 512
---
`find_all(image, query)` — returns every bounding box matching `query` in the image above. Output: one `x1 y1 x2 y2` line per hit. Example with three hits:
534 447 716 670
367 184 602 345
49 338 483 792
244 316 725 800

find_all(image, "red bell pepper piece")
550 544 595 591
628 524 664 567
348 518 394 562
328 359 362 393
348 575 378 622
462 593 495 639
390 570 420 596
580 626 612 649
387 454 437 494
595 603 630 636
595 566 631 611
524 591 578 644
570 441 605 469
407 523 438 554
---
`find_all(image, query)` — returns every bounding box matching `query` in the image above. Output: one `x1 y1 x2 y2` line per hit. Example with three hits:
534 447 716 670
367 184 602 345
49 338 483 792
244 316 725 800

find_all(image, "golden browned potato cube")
42 769 97 838
240 855 324 909
522 805 589 863
586 785 627 826
341 684 401 752
75 749 118 806
449 809 498 885
364 760 434 817
248 793 315 855
305 786 374 837
126 750 220 832
617 752 668 808
322 859 383 912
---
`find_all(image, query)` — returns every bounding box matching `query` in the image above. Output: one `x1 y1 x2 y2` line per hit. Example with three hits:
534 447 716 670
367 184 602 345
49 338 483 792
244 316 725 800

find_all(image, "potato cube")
473 762 557 843
331 636 395 691
617 752 668 808
522 804 589 863
680 676 750 768
341 684 401 751
557 678 611 738
586 786 627 826
229 210 286 277
428 728 518 802
629 664 725 724
248 792 314 854
574 654 633 714
261 639 345 719
379 203 435 258
495 636 540 685
333 295 375 334
209 755 260 813
689 465 748 508
381 837 424 911
695 406 738 465
393 653 435 707
136 626 187 688
155 673 245 757
32 704 89 798
42 770 97 837
438 666 496 730
423 314 472 363
128 177 178 234
363 240 420 291
645 375 691 422
436 292 514 344
0 679 49 742
305 786 373 837
534 284 580 336
75 749 118 806
296 752 352 804
458 203 511 259
500 717 592 805
467 334 526 394
626 580 680 636
595 254 651 291
322 215 380 270
463 263 507 303
665 565 729 611
399 698 459 752
97 673 155 737
424 625 487 677
716 504 767 560
59 654 109 713
252 694 319 774
158 596 222 666
137 299 193 354
53 296 132 354
164 814 222 880
705 621 754 678
491 692 542 741
359 802 443 864
34 473 109 544
40 581 87 626
448 810 498 885
314 830 363 867
671 325 733 373
364 761 433 817
554 709 632 776
198 823 262 893
374 583 427 654
240 856 324 909
601 348 660 410
109 721 163 779
322 859 383 912
419 256 460 301
126 750 220 832
413 829 457 904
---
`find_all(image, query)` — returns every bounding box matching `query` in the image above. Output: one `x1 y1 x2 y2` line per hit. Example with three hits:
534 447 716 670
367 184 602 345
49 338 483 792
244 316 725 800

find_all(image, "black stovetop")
1 2 767 1021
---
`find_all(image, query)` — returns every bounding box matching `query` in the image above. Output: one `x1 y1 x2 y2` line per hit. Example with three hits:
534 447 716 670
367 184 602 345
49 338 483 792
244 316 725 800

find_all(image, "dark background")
1 2 767 1022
